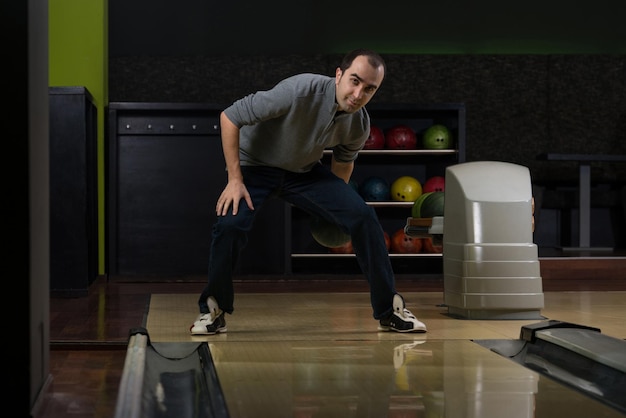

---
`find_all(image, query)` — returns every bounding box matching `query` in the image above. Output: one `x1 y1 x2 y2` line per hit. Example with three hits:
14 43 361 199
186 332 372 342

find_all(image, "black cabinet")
49 87 98 296
106 103 287 277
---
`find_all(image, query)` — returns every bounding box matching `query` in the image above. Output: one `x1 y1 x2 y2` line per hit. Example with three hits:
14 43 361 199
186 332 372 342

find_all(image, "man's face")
335 55 385 113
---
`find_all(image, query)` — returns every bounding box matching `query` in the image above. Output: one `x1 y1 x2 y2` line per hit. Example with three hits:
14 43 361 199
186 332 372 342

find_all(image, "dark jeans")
198 163 397 320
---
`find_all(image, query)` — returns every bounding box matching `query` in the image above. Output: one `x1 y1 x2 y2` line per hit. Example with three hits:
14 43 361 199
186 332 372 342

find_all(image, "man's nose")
353 86 364 99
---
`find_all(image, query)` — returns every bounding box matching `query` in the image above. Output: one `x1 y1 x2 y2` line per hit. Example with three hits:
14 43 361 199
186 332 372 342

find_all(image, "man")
191 49 427 335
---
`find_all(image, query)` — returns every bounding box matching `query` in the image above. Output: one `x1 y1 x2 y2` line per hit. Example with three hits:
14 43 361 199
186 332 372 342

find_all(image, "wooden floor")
34 256 626 418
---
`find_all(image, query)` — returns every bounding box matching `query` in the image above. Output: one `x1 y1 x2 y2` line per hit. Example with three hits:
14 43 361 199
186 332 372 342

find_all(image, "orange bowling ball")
390 229 422 254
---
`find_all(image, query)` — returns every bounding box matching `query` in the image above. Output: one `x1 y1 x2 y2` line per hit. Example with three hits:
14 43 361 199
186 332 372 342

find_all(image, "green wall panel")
49 0 108 275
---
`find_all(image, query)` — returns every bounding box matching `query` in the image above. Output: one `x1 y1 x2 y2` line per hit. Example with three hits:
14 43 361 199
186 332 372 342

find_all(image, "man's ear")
335 67 342 82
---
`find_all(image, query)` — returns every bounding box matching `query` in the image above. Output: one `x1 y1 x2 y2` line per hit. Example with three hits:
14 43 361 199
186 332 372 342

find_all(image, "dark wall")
109 54 626 184
109 1 626 56
107 0 626 184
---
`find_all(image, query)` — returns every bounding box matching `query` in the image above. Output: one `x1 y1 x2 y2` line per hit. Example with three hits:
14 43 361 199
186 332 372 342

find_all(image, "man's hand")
217 112 254 216
216 179 254 216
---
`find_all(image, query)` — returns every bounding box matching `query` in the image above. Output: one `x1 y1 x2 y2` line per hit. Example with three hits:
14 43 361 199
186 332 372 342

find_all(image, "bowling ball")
385 125 417 150
390 228 422 254
421 237 443 254
359 176 390 201
330 231 388 254
310 217 351 248
422 124 452 149
423 176 445 193
390 176 422 202
329 240 353 254
411 192 433 218
412 191 444 218
363 126 385 150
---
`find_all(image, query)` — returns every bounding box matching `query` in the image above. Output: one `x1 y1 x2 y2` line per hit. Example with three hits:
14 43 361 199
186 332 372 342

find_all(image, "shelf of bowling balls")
290 253 441 257
294 216 443 258
289 201 413 208
323 149 458 156
366 201 413 207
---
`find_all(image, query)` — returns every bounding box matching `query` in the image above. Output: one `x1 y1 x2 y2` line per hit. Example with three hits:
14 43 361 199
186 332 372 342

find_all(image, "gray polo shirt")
223 73 370 173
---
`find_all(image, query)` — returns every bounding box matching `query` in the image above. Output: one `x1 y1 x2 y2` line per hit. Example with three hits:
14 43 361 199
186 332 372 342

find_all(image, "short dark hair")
339 49 386 76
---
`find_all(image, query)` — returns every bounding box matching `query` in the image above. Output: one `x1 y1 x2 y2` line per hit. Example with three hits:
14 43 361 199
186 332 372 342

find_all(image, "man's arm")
216 112 254 216
220 112 243 180
331 156 355 183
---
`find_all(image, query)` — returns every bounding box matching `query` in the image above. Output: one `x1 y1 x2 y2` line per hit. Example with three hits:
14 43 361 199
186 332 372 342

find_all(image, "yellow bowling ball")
390 176 422 202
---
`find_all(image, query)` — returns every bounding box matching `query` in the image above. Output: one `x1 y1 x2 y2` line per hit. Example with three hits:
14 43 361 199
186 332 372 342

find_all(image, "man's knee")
214 213 254 234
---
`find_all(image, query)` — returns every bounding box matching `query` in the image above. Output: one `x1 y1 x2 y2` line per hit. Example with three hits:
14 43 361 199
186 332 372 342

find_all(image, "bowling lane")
210 339 624 418
145 291 626 416
148 292 534 343
147 291 626 344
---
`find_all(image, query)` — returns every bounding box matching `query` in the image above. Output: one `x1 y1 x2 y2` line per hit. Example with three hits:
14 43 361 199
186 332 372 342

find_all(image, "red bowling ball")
423 176 445 193
385 125 417 150
363 126 385 150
